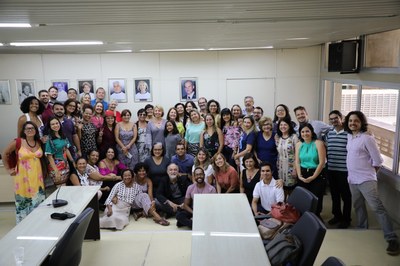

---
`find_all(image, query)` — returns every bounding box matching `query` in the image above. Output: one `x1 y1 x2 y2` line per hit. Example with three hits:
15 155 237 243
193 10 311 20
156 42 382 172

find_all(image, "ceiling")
0 0 399 54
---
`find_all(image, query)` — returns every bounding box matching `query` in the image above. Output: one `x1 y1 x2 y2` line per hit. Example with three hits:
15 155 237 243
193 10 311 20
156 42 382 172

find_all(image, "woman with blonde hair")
146 105 167 147
234 115 257 171
212 153 239 193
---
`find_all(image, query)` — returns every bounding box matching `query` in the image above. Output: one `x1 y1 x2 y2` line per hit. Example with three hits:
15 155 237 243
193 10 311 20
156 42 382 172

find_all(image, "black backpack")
265 230 302 266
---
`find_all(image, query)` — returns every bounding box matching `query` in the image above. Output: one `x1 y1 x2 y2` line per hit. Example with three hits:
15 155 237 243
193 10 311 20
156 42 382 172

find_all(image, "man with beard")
176 167 216 229
38 90 53 126
155 163 191 218
197 97 208 118
51 102 82 160
293 105 330 139
48 86 59 104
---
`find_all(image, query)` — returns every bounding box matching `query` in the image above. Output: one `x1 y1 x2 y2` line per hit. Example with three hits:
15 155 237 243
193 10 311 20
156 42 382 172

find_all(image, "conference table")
0 186 100 266
191 194 270 266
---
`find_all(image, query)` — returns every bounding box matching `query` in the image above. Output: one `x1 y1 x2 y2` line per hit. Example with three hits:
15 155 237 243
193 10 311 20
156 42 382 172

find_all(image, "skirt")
100 200 131 230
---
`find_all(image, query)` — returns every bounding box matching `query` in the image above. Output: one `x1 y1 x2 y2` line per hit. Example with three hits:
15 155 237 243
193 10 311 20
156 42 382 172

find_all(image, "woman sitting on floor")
100 169 169 230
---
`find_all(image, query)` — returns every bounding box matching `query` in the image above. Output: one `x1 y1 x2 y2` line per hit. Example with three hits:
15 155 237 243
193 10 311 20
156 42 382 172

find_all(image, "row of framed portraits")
0 78 199 105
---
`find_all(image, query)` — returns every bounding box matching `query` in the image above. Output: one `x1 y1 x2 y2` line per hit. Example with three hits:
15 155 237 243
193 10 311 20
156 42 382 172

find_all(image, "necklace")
26 139 36 148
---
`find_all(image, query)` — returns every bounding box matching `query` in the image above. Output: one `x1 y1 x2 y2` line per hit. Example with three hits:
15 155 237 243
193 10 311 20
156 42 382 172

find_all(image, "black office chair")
287 186 318 215
321 256 346 266
42 208 94 266
290 211 327 266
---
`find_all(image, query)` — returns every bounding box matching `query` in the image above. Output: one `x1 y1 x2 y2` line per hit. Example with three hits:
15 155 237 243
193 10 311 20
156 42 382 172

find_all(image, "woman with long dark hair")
97 110 117 160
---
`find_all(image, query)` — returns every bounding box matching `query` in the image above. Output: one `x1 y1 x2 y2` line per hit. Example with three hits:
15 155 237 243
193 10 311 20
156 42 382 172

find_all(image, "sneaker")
337 222 350 229
328 217 340 225
386 240 400 256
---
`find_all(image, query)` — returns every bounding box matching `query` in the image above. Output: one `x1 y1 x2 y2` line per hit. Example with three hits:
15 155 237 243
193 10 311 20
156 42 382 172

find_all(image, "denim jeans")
349 180 398 241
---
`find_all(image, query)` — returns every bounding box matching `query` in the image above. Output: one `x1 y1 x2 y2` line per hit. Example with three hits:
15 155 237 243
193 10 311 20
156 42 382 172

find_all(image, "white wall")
0 46 321 151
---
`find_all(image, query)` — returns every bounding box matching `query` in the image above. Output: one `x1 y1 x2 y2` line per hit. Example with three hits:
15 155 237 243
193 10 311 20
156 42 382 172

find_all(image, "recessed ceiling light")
208 46 273 51
285 38 309 41
9 41 103 46
0 23 31 28
0 43 3 46
106 49 132 53
140 48 206 52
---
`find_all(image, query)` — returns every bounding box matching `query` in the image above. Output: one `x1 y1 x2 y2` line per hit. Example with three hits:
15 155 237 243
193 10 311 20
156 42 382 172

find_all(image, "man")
253 106 264 130
171 143 194 180
182 80 196 100
48 86 59 104
252 162 284 215
51 102 82 159
197 97 208 118
67 88 78 100
176 167 216 228
109 80 126 101
156 163 191 218
91 87 109 110
324 110 351 229
293 105 330 139
242 96 255 116
38 89 53 126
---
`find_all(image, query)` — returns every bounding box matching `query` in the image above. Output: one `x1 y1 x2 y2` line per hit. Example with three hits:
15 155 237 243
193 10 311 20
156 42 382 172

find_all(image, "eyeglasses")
139 113 147 116
25 127 35 131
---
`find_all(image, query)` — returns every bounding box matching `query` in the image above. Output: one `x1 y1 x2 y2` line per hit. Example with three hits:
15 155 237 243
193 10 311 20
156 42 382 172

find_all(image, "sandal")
155 218 170 226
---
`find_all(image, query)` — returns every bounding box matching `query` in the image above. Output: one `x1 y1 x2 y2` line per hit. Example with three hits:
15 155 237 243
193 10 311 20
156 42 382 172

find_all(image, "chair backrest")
290 211 327 266
287 186 318 214
47 208 94 266
321 256 346 266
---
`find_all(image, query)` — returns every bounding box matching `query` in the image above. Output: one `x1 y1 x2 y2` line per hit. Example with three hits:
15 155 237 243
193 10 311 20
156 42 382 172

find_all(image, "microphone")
52 186 68 208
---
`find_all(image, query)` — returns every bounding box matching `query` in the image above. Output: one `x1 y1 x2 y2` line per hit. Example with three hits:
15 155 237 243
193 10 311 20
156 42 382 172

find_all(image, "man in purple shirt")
344 111 399 256
176 167 216 229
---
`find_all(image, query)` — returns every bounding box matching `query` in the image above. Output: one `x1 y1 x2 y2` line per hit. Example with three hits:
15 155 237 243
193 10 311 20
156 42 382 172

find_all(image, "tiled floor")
1 192 400 266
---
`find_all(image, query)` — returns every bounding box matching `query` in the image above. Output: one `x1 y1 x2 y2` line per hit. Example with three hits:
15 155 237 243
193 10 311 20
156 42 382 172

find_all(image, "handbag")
48 158 70 185
258 218 283 240
7 138 21 170
270 202 300 223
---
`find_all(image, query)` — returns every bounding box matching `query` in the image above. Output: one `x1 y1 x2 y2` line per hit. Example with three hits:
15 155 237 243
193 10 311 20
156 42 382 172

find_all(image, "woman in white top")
17 96 45 139
192 148 214 184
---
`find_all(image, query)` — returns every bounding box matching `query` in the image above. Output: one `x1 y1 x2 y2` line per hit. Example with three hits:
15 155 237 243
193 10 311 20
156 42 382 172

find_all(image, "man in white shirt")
252 162 284 215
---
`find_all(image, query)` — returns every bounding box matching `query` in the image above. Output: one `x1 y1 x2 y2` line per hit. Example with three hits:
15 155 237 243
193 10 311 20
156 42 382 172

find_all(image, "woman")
115 109 139 170
45 117 75 186
91 102 105 130
184 109 205 157
192 148 214 184
135 80 151 101
99 169 169 230
255 117 278 175
344 111 399 254
220 108 241 168
164 120 182 160
275 118 299 199
174 103 186 124
231 104 243 126
295 123 326 217
146 105 167 147
136 108 150 163
17 96 45 138
200 114 223 159
97 110 117 160
167 107 185 136
234 115 257 171
212 153 239 193
64 99 79 123
144 142 170 192
107 99 122 122
98 147 126 203
240 153 260 204
184 101 198 126
80 92 92 106
77 104 97 157
273 104 296 133
144 104 154 122
206 99 221 127
133 162 154 199
2 122 45 223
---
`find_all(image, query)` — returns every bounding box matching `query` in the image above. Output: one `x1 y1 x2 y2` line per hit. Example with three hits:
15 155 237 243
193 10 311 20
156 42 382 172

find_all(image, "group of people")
2 85 399 255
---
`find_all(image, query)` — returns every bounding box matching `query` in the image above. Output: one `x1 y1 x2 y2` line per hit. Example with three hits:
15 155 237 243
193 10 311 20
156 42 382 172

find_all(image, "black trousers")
156 197 185 218
176 209 193 229
327 170 352 223
298 167 326 216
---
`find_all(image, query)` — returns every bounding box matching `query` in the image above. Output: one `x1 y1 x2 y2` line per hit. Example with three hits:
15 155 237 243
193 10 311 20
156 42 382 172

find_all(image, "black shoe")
387 240 400 256
176 221 184 227
337 222 350 229
328 217 340 225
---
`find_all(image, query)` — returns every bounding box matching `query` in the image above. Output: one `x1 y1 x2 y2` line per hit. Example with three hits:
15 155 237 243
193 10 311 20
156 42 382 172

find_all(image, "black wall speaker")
328 40 360 73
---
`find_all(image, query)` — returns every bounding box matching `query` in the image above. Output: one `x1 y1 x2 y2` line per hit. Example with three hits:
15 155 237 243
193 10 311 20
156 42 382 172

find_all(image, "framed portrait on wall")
78 79 95 100
108 78 127 103
0 80 11 105
16 79 35 104
134 78 152 102
52 80 69 102
180 78 198 101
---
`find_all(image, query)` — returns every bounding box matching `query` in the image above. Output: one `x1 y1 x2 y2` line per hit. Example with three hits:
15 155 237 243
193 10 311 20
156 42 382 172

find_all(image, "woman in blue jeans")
295 123 326 218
